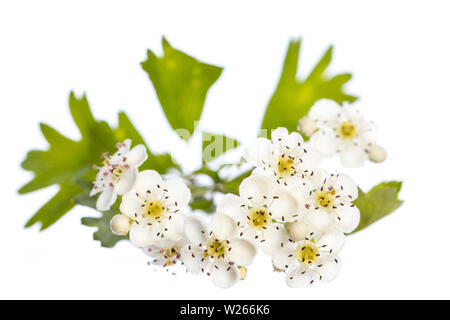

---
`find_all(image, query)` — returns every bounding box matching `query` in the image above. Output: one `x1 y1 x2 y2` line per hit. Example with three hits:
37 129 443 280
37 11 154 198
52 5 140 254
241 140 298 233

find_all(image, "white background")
1 0 449 299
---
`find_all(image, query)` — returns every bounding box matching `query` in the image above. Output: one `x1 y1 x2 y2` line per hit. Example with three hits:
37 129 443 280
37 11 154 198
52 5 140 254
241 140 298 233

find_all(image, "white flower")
243 127 320 187
273 222 345 287
90 139 148 211
217 174 299 255
119 170 191 247
303 99 380 167
143 239 186 268
298 169 360 234
181 214 257 289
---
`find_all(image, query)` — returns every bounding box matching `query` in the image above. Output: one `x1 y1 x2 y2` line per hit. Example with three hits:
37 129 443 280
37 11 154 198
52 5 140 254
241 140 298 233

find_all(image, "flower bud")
238 266 248 280
369 145 387 163
110 214 131 236
297 117 316 137
288 221 309 241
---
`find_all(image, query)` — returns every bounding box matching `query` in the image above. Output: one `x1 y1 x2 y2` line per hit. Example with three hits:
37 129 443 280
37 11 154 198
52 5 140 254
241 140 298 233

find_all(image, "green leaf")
351 181 404 234
202 132 240 163
222 169 252 195
77 191 127 248
189 196 216 214
261 39 357 137
141 37 223 140
20 92 178 233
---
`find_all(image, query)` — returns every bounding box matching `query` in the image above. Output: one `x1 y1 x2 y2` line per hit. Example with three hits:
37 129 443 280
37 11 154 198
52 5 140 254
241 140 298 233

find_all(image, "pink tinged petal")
114 167 137 196
184 216 208 245
227 239 257 266
96 186 117 211
120 192 142 219
126 144 148 167
335 205 360 234
286 265 318 288
310 131 338 158
239 174 274 205
217 194 247 223
134 170 163 196
129 221 158 247
334 174 358 199
272 250 297 270
259 225 289 255
339 145 367 168
211 213 237 241
316 257 341 283
317 232 345 254
243 137 273 167
269 188 299 220
210 259 240 289
303 210 332 232
164 178 191 208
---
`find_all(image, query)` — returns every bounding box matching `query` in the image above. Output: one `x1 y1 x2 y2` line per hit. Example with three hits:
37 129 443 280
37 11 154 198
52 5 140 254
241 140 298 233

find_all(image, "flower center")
315 189 336 209
276 156 295 177
297 242 318 265
205 238 228 259
163 247 180 266
144 200 165 220
248 208 270 230
338 121 356 139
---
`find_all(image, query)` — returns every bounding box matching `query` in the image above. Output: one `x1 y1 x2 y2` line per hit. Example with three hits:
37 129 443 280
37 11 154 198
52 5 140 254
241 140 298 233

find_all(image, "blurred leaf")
189 196 216 214
261 39 357 137
202 132 240 163
222 169 252 195
351 181 404 234
20 92 178 234
141 37 223 140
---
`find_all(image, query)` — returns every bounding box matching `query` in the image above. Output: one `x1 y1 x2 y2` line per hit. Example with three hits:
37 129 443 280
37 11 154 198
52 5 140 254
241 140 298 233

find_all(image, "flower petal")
335 205 360 233
272 249 297 270
334 174 358 199
239 174 274 205
217 194 247 223
286 265 318 288
316 257 341 283
129 220 158 247
309 99 341 123
114 167 137 195
164 178 191 208
181 245 207 275
339 145 367 168
303 210 332 232
120 192 142 219
126 144 148 167
271 127 289 142
270 188 299 221
184 216 209 245
243 137 273 167
211 213 238 241
134 170 163 196
96 186 117 211
227 238 257 266
260 225 289 255
210 259 240 289
163 213 186 241
310 131 338 158
317 232 345 254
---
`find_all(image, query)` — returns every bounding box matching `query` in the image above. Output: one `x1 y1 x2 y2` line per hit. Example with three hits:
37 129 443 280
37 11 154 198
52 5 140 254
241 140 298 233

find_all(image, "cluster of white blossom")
90 100 385 289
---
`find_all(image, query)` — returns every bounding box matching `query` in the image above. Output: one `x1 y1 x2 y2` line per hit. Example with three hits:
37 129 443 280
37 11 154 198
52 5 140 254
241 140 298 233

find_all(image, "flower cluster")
298 99 386 167
90 100 386 289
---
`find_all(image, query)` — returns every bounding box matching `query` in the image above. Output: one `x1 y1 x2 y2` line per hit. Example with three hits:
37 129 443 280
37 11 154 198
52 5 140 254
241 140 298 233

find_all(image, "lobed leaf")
261 39 357 138
141 37 223 140
351 181 404 234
